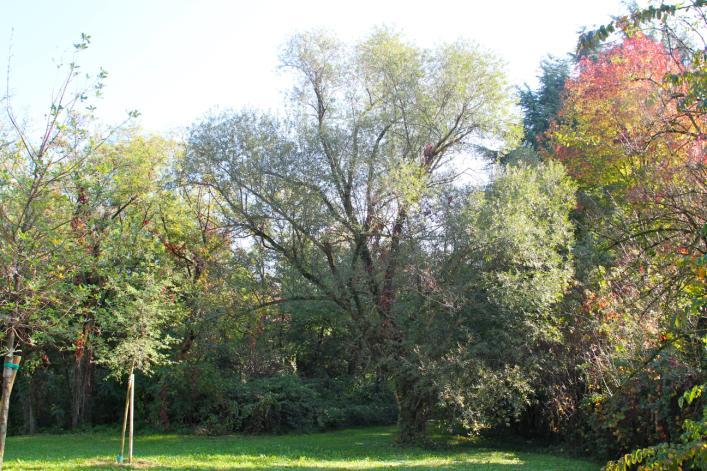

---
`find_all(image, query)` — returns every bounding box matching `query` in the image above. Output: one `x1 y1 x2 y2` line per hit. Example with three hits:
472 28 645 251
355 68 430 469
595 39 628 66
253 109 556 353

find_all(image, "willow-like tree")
185 29 517 442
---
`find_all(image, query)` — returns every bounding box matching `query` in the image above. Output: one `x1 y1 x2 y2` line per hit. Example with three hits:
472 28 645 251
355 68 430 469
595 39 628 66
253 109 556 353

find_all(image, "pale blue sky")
1 0 628 133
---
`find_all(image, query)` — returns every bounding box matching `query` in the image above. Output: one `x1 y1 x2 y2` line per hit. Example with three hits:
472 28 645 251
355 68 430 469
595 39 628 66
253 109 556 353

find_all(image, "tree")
0 35 141 464
185 29 518 443
550 34 699 190
422 160 576 433
0 34 106 466
518 56 570 150
63 134 177 428
151 182 272 429
544 3 706 456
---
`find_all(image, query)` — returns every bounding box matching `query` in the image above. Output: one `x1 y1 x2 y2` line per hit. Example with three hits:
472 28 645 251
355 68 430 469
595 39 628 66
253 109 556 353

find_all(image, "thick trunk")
393 373 434 445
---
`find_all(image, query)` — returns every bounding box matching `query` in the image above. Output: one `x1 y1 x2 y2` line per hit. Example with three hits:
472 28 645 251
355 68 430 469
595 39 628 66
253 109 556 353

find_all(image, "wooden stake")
119 375 132 462
128 373 135 464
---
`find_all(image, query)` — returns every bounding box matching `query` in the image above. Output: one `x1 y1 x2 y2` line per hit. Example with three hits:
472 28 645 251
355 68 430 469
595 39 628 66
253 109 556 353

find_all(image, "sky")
0 0 628 134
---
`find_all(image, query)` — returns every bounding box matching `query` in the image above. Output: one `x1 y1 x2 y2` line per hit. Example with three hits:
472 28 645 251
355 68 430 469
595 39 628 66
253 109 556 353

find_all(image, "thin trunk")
158 383 170 431
0 330 20 470
71 323 94 429
23 377 36 435
26 398 35 436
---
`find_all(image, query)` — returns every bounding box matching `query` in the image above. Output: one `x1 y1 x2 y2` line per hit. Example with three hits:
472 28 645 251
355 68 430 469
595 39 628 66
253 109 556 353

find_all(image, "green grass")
4 426 599 470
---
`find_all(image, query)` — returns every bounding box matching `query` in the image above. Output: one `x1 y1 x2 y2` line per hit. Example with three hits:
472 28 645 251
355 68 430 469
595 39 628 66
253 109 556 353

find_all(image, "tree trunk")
0 346 21 470
158 383 170 431
393 372 434 445
70 341 94 429
22 377 36 435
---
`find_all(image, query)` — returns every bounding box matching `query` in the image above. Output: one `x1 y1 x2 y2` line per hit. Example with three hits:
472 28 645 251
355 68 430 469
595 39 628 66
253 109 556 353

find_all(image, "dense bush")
604 384 706 471
149 364 396 435
580 355 700 458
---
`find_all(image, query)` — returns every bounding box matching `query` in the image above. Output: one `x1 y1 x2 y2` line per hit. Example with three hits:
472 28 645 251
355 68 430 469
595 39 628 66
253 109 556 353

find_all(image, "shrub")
581 355 699 458
604 384 706 471
150 366 397 435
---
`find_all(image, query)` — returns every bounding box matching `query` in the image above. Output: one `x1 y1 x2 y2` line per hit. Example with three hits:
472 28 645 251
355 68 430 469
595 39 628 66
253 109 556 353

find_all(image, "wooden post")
118 375 132 463
0 353 21 471
128 373 135 464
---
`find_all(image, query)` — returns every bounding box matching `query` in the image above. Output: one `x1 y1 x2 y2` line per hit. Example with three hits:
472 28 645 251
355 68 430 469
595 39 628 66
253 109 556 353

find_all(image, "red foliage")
74 333 85 361
548 34 700 190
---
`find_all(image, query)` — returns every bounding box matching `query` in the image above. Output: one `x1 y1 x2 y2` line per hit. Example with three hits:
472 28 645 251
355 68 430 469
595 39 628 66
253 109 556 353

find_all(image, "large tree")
185 29 518 442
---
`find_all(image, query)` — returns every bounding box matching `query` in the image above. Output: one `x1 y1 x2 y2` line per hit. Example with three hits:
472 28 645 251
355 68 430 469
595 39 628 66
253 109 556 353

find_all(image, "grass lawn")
4 426 600 470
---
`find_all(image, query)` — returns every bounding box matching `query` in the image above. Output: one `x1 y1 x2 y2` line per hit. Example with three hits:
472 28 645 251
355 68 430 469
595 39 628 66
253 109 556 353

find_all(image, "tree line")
0 2 704 469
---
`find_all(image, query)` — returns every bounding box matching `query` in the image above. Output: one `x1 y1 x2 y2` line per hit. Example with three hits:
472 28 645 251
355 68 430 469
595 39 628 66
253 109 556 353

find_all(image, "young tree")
0 35 138 465
64 134 176 428
0 35 102 466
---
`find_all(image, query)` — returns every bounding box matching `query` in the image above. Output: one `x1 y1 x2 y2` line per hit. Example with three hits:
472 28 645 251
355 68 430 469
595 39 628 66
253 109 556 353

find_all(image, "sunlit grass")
4 426 599 470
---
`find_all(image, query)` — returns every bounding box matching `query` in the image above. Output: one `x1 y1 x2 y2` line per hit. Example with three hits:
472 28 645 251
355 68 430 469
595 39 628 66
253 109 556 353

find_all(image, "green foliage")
499 146 542 167
582 355 699 457
151 366 396 435
576 2 705 53
432 161 577 434
96 270 185 378
472 161 576 328
518 57 571 150
185 28 521 443
4 18 702 469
